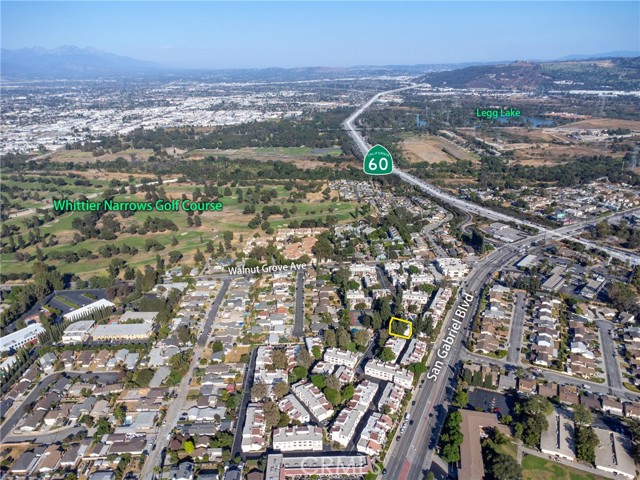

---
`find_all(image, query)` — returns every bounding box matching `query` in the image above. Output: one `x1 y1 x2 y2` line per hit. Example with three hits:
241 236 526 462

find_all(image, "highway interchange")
343 87 640 479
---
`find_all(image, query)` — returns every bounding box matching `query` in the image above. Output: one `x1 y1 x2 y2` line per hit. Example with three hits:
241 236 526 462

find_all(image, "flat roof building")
91 323 153 341
265 453 372 480
540 409 575 461
324 347 362 369
0 324 45 353
62 320 95 344
63 299 115 322
593 428 636 479
272 426 323 452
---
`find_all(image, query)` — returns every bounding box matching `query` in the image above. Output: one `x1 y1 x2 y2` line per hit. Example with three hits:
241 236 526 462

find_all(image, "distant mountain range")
1 45 638 79
417 56 640 91
1 46 160 77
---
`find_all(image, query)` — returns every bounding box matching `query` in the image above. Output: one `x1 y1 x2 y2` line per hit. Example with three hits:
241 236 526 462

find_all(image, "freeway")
141 279 230 480
344 87 640 479
345 86 640 266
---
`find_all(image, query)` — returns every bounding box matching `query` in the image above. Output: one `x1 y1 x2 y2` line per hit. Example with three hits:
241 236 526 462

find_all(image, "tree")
354 330 370 349
273 381 289 400
194 248 205 264
251 381 268 400
310 374 325 390
324 329 337 348
453 389 469 408
183 439 195 454
342 383 355 402
325 374 340 391
297 349 313 369
312 345 323 360
291 365 308 382
380 347 395 362
263 401 280 429
272 349 288 370
573 404 593 426
325 387 342 406
576 426 599 464
337 327 351 350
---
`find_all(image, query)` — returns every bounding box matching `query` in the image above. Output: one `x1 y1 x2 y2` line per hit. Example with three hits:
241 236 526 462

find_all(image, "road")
292 271 305 337
597 320 624 392
140 279 230 480
231 347 258 459
506 292 526 364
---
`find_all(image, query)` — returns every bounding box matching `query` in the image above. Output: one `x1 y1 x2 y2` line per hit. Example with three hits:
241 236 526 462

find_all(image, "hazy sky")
2 1 639 69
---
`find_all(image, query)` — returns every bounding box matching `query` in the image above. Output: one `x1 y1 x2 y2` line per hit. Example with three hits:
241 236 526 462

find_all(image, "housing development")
2 4 640 480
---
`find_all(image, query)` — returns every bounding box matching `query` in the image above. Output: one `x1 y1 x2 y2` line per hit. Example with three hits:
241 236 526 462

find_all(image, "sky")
2 1 639 69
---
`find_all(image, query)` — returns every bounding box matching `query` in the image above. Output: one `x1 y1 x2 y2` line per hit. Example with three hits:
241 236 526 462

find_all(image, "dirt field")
184 146 345 169
401 134 479 164
50 149 155 163
557 118 640 130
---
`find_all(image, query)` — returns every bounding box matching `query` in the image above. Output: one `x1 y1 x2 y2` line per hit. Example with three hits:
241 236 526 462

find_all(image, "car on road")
412 401 416 405
405 413 410 420
409 420 414 425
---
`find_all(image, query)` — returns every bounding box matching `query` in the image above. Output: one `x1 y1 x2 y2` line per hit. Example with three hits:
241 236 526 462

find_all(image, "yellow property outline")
388 316 412 340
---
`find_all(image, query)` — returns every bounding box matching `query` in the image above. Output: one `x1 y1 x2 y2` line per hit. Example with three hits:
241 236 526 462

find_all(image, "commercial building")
62 320 96 344
91 323 154 341
63 299 115 322
540 409 575 461
593 428 636 479
264 453 372 480
272 426 323 452
459 410 510 480
118 311 159 324
0 324 46 353
435 258 469 279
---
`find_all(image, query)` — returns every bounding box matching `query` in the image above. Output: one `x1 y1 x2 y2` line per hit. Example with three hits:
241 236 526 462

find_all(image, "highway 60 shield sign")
364 144 393 175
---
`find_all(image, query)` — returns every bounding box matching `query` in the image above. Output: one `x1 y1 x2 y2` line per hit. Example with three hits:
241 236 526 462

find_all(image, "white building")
62 321 95 344
291 381 334 422
330 407 365 447
324 348 362 369
272 426 323 452
356 412 393 456
540 409 575 461
0 324 46 353
435 258 469 279
241 403 266 453
364 359 414 389
593 428 636 479
62 299 115 322
91 323 153 341
118 311 158 324
278 394 311 424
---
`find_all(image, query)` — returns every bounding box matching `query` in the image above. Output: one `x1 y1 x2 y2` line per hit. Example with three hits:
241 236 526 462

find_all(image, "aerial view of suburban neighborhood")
1 2 639 480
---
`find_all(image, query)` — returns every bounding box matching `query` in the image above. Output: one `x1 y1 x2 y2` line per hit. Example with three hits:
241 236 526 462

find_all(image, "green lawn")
521 454 606 480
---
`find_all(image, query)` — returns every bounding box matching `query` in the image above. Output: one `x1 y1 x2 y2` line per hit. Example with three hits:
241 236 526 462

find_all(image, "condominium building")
324 347 362 369
272 426 323 452
291 381 334 422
